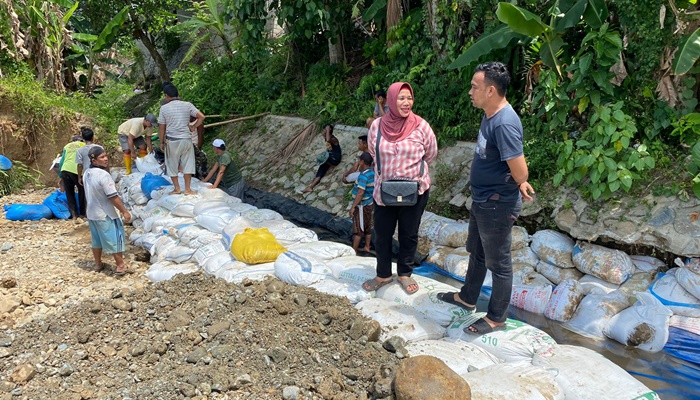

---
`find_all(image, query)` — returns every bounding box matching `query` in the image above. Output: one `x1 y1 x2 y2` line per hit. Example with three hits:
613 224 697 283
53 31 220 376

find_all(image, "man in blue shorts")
83 146 132 275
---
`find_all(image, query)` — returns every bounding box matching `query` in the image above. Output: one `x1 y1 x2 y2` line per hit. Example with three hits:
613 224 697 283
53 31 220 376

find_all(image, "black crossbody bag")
375 124 424 206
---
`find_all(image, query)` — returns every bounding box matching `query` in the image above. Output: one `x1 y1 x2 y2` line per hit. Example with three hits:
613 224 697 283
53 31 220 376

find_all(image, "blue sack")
141 172 172 199
42 190 72 219
3 204 54 221
0 155 12 171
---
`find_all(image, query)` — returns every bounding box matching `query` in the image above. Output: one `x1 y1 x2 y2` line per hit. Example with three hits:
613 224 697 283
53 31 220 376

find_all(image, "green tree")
77 0 187 82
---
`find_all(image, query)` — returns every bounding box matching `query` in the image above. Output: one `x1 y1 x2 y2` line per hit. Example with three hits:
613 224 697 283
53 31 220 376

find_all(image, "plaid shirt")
367 117 438 206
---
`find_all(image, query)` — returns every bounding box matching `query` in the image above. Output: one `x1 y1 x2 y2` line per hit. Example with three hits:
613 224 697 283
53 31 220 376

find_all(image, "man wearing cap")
83 146 131 275
349 151 375 254
117 113 157 174
203 139 245 199
158 82 205 195
58 134 86 218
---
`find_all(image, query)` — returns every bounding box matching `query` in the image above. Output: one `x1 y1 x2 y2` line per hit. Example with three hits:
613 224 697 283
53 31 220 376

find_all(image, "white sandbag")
545 279 585 322
228 202 258 213
134 153 163 175
145 261 199 282
242 208 283 223
134 203 169 220
129 228 146 244
136 232 161 252
531 230 575 269
272 227 319 247
149 185 174 201
619 270 655 296
670 315 700 336
177 224 215 245
630 255 665 272
536 260 583 285
442 247 470 277
675 267 700 301
512 246 539 267
157 193 202 211
187 233 225 249
531 345 660 400
356 298 445 343
131 218 144 230
192 240 228 266
426 245 452 267
193 200 233 216
377 275 481 326
196 186 236 201
327 256 378 283
288 241 355 262
678 257 700 275
603 292 672 352
578 274 620 295
195 209 241 233
435 221 468 248
564 290 631 339
405 339 501 375
462 361 564 400
164 244 196 264
221 216 256 247
309 277 373 304
150 235 177 258
513 269 552 287
274 251 333 286
446 316 557 363
149 217 195 235
129 191 148 206
648 269 700 317
202 250 235 275
170 202 196 218
511 284 552 314
214 261 275 283
572 242 635 285
419 211 454 242
511 225 530 250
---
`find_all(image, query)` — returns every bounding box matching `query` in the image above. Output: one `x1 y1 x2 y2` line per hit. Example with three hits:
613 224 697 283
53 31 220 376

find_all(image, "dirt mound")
0 190 400 399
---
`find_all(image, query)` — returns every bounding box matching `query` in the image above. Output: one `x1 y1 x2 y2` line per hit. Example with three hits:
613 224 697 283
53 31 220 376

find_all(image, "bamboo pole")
203 112 270 129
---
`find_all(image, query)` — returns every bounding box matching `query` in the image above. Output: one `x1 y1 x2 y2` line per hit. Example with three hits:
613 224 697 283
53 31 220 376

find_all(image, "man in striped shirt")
158 83 205 195
349 152 375 254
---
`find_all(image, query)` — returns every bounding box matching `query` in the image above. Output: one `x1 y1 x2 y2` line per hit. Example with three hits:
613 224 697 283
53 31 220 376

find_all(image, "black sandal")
436 292 475 312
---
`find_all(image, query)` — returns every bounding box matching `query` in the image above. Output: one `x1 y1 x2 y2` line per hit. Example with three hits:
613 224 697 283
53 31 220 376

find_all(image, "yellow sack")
231 227 287 265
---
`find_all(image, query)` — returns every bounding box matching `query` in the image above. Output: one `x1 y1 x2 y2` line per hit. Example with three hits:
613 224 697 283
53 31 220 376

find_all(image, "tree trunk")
132 17 170 82
386 0 402 48
425 0 440 53
328 35 343 65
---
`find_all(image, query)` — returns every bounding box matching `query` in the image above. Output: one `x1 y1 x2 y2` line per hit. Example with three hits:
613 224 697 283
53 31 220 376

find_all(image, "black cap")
88 146 105 161
358 151 373 165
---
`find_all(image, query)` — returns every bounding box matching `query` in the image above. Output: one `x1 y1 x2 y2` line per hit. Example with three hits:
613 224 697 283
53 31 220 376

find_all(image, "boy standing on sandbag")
349 152 375 254
83 146 131 275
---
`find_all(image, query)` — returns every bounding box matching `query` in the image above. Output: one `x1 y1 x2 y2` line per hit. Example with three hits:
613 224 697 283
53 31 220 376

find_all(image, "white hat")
212 139 225 148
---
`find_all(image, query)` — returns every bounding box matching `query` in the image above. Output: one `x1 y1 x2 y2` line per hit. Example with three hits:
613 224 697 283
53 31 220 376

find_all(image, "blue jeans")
459 198 521 323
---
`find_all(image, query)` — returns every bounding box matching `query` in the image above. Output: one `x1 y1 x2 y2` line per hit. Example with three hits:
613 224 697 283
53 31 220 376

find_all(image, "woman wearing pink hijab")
362 82 438 295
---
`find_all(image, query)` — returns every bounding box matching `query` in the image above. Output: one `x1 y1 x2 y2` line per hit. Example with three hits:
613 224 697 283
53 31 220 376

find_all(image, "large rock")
393 355 471 400
553 188 700 257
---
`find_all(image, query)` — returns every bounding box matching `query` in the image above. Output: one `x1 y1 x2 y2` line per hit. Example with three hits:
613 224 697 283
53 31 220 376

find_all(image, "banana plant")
448 0 609 75
674 28 700 75
68 5 129 93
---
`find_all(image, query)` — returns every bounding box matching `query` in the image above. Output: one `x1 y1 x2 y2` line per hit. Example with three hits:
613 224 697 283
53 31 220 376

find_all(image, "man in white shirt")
84 146 131 275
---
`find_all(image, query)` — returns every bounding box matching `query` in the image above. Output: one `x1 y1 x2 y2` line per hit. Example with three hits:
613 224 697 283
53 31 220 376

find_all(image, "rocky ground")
0 188 401 400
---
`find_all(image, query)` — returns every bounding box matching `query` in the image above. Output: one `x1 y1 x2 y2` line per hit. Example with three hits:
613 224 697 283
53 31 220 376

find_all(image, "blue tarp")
3 204 53 221
141 172 171 199
0 155 11 171
42 190 72 219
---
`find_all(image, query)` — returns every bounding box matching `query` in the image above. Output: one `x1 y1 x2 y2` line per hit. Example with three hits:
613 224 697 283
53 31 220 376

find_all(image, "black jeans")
459 198 522 323
373 190 429 279
61 171 86 218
